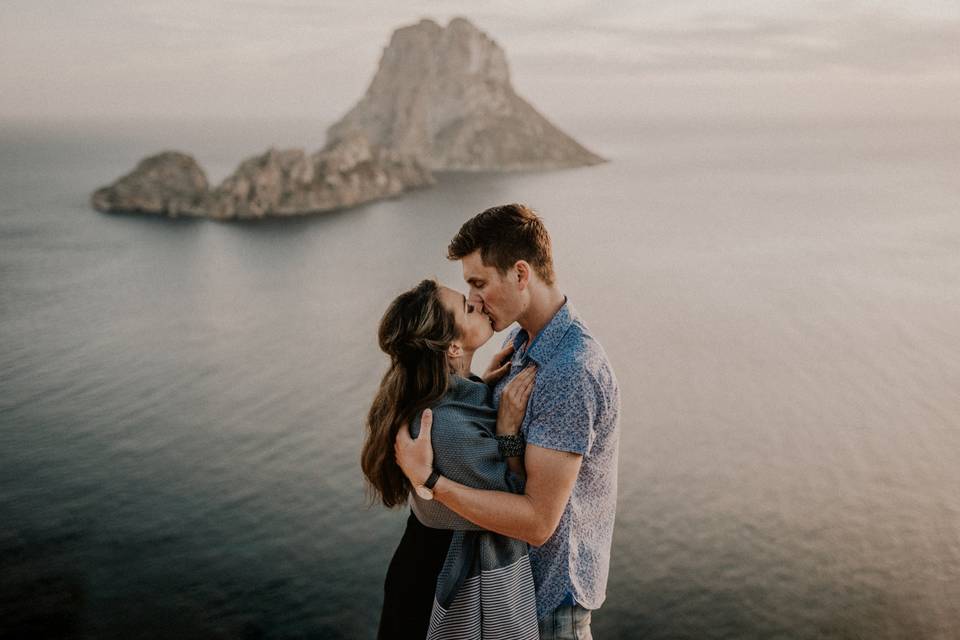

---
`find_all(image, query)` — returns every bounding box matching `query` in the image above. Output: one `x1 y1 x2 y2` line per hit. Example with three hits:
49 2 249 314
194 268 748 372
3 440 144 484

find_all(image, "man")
396 203 620 638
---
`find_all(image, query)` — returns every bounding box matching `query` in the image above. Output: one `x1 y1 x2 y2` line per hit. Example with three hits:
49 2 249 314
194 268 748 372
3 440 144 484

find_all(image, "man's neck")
517 285 566 347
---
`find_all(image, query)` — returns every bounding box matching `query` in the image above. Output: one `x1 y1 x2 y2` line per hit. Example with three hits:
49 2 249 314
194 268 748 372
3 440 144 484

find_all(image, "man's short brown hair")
447 203 555 285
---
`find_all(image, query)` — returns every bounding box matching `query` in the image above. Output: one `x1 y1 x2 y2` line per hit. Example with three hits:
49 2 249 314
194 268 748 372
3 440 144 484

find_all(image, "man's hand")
394 408 435 488
481 343 515 385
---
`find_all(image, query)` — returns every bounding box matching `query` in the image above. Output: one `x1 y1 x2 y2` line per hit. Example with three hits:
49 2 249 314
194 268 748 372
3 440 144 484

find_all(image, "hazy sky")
2 0 959 122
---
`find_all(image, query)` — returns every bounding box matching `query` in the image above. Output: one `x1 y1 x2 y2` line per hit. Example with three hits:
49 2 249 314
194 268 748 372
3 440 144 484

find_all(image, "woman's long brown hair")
361 279 459 507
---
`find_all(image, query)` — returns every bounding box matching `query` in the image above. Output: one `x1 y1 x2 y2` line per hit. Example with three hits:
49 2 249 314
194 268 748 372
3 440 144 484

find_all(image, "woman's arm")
481 345 532 482
402 367 536 531
494 366 536 483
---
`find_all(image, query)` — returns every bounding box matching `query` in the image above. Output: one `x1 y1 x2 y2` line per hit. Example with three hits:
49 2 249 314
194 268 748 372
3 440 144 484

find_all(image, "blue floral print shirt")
492 299 620 619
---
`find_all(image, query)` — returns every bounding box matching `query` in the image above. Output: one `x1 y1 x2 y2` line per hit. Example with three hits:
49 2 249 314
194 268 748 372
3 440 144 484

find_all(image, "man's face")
461 250 521 332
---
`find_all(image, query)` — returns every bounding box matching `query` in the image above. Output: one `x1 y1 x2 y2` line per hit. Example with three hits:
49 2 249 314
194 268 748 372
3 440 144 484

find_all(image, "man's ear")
515 260 532 290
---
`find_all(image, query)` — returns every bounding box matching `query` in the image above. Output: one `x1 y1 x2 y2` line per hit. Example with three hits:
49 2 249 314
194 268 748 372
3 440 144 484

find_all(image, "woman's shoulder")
422 375 496 433
434 374 491 407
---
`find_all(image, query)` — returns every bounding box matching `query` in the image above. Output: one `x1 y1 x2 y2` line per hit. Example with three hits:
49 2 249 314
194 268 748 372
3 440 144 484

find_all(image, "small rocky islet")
90 134 434 220
90 17 605 221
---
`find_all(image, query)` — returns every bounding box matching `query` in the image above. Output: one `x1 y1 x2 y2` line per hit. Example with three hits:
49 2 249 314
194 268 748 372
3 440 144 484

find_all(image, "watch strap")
424 469 441 490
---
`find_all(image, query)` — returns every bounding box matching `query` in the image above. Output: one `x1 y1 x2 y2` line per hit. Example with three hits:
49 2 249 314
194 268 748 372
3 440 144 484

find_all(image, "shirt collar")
511 297 575 366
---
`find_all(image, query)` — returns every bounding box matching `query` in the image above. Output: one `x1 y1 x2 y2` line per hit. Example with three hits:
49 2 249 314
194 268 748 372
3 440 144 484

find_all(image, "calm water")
1 115 959 639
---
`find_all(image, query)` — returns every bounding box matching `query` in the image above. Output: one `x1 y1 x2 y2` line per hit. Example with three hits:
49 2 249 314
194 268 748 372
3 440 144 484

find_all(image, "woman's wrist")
496 421 520 436
496 408 522 435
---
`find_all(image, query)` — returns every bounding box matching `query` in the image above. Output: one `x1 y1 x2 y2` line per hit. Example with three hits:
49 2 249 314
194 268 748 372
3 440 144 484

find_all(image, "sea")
1 114 958 639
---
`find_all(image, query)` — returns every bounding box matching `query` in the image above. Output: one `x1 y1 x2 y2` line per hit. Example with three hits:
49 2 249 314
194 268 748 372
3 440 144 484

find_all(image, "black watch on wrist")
415 470 441 501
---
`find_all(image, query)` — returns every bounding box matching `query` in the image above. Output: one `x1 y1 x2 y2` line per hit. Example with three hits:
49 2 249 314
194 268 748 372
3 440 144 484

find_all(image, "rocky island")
91 134 433 220
91 17 604 220
327 17 605 171
90 151 210 218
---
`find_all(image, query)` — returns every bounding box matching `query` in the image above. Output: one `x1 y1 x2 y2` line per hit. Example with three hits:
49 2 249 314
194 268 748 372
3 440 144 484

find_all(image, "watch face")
414 485 434 501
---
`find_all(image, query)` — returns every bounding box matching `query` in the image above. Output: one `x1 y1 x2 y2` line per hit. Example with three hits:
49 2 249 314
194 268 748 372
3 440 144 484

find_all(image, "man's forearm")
432 476 550 546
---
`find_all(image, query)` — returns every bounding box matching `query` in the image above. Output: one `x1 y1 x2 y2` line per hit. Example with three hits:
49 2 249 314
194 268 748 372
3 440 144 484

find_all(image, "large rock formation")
91 16 603 220
90 151 209 217
91 135 433 220
327 17 604 171
208 133 433 220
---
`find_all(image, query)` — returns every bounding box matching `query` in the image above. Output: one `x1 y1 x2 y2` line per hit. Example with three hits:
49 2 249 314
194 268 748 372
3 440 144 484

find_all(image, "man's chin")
484 311 510 332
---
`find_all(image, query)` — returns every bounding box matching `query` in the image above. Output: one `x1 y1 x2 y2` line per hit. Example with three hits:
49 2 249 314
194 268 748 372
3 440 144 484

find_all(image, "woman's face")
438 285 494 352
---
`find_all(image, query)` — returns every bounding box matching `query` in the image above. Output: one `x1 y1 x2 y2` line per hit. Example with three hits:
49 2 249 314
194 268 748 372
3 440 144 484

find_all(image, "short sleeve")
525 368 598 456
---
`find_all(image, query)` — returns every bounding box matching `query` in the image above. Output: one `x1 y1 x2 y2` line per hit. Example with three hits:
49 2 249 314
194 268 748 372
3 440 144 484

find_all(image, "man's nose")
468 291 484 307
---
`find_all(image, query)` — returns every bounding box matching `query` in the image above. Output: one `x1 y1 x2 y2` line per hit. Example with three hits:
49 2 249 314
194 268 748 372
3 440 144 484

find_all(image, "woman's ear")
447 341 463 359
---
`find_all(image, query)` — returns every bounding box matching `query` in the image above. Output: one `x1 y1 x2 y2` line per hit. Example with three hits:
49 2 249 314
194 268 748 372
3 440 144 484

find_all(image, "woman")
361 279 539 640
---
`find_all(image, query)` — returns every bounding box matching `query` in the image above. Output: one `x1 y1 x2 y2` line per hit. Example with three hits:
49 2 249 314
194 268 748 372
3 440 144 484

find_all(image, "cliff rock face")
327 17 604 171
208 133 433 220
90 152 209 217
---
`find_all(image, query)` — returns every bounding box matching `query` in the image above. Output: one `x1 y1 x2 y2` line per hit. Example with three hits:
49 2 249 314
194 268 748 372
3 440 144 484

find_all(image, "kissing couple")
362 204 620 639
